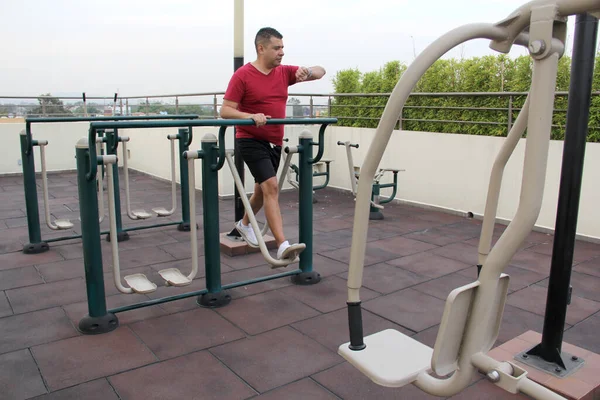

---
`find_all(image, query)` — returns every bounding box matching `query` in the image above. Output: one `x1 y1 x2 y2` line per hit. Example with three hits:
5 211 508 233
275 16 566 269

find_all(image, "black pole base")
78 313 119 335
23 242 49 254
177 222 196 232
369 210 384 220
519 344 585 378
291 271 321 285
106 231 129 242
198 291 231 308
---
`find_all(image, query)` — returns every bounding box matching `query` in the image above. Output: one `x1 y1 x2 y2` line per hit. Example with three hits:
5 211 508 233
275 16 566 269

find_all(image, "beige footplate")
338 329 433 388
54 219 74 229
158 268 192 286
123 273 158 294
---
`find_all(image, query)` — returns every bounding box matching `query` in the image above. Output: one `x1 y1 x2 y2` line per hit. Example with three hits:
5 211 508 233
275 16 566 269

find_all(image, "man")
221 27 326 260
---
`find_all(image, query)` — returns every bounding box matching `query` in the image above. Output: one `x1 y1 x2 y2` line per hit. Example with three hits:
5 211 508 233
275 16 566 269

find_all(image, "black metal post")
524 13 598 374
177 128 192 231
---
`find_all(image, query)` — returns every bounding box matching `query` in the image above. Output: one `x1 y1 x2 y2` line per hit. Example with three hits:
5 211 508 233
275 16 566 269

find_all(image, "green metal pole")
105 129 129 242
20 130 48 254
177 128 191 231
370 183 384 220
76 138 118 334
293 131 321 285
198 134 231 307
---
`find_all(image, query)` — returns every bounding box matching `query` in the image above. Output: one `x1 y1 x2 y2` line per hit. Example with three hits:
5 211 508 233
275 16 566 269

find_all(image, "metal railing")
2 91 599 139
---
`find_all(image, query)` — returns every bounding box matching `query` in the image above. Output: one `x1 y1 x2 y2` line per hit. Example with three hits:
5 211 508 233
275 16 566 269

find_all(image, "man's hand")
250 113 270 126
295 67 311 82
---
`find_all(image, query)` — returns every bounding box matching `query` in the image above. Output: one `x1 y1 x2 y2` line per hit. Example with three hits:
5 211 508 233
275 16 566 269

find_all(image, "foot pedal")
54 219 74 229
152 207 172 217
132 209 152 219
158 268 192 287
124 273 157 294
338 329 432 388
281 243 306 260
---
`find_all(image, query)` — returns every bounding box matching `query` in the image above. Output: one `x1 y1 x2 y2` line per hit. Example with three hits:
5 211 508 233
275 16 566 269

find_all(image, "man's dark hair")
255 27 283 51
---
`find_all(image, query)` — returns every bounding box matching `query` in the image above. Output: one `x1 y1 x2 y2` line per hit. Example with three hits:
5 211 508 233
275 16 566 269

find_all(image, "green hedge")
332 55 600 142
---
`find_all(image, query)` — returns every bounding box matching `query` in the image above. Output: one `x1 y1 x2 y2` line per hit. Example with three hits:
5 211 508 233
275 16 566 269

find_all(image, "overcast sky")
0 0 586 99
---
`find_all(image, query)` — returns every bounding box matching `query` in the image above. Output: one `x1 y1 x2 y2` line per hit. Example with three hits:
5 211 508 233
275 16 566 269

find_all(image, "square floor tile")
253 378 339 399
215 290 320 335
0 349 47 399
430 242 479 265
339 263 430 294
564 313 600 354
0 307 79 354
506 284 600 326
411 272 474 301
32 327 157 391
210 326 340 393
363 288 446 332
387 252 471 279
7 278 88 314
574 257 600 278
0 291 12 318
279 275 379 313
0 249 64 271
0 266 43 290
313 361 443 400
129 307 245 360
30 378 119 400
292 308 414 353
109 350 256 400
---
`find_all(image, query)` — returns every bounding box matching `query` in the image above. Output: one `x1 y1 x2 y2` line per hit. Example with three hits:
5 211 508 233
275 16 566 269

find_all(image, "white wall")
0 122 87 174
2 122 599 240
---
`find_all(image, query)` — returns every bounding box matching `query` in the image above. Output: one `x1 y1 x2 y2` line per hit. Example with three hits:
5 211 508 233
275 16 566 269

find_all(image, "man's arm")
220 99 269 126
295 66 326 83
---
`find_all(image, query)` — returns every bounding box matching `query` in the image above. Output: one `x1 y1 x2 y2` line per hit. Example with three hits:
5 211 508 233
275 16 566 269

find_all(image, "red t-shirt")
224 63 299 146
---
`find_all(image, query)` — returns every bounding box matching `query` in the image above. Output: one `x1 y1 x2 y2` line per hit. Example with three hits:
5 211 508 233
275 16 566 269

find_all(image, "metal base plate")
291 271 321 285
198 291 232 308
23 242 49 254
517 349 585 378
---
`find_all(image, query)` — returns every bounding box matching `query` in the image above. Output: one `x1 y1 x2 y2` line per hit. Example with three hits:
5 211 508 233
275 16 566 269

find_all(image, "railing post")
309 96 314 118
198 134 231 307
105 130 129 242
41 99 46 116
507 95 513 133
328 96 332 118
175 96 179 115
20 129 48 254
76 138 118 334
119 98 123 116
292 131 321 285
145 97 149 115
213 95 218 118
125 99 129 116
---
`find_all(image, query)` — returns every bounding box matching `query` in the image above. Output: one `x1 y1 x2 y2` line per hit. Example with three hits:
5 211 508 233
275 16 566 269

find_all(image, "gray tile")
0 349 47 400
0 307 79 354
30 379 119 400
0 266 44 290
109 351 256 400
215 290 319 335
211 326 340 393
129 307 245 360
32 327 156 391
363 289 446 332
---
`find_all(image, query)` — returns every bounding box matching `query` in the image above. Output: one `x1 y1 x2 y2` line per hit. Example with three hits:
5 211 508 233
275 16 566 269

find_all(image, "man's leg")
259 176 285 246
242 183 263 226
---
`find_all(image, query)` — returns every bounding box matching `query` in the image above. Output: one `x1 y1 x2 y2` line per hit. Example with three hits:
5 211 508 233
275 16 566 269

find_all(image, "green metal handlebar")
87 117 336 181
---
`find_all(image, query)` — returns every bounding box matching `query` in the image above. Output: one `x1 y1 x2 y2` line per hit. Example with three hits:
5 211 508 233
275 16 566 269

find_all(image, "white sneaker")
235 220 259 248
276 240 306 260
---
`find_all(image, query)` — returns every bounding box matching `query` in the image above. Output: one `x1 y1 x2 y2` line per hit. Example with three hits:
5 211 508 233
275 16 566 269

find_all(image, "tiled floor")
1 171 599 399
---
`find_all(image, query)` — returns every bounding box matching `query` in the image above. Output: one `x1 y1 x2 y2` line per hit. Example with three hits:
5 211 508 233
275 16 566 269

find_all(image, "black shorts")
237 138 282 184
